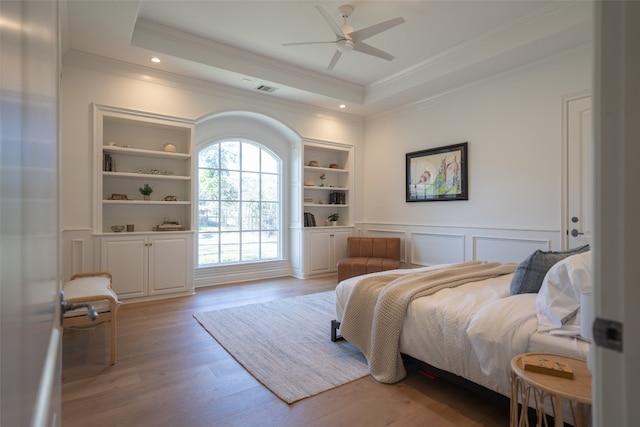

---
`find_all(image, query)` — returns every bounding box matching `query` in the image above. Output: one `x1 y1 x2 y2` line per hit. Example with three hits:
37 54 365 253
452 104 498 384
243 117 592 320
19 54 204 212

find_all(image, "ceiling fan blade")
282 41 336 47
327 50 343 70
316 6 346 39
350 17 406 42
353 41 394 61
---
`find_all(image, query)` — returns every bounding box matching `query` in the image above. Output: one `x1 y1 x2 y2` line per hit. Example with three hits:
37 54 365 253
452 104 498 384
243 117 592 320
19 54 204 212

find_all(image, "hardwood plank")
62 275 510 426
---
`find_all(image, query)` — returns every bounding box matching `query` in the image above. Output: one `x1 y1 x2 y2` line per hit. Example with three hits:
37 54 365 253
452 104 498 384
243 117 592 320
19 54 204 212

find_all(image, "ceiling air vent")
255 84 278 93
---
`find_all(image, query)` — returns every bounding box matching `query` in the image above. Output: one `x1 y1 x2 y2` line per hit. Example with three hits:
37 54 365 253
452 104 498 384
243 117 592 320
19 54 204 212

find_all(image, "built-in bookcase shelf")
296 139 354 279
93 104 195 302
302 141 353 228
93 104 194 234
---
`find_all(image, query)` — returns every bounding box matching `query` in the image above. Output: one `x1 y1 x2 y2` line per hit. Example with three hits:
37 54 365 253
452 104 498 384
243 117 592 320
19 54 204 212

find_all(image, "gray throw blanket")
340 261 517 383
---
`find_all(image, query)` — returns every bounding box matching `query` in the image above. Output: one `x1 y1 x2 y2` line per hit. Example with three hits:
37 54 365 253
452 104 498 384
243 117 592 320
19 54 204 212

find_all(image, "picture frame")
406 142 468 202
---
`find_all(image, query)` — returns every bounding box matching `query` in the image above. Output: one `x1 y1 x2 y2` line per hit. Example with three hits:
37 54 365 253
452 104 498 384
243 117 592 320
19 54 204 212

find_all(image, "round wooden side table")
510 353 592 427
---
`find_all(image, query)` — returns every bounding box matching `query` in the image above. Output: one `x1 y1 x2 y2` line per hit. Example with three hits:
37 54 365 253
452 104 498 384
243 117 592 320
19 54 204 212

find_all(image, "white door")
594 2 640 426
565 94 593 249
0 1 61 425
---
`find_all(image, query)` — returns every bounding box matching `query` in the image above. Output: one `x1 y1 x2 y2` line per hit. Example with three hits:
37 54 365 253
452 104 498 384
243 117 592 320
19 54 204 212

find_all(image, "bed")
332 247 592 400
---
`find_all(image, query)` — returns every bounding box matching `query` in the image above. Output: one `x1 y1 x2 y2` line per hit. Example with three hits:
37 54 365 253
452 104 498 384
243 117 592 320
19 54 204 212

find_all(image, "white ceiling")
61 1 593 117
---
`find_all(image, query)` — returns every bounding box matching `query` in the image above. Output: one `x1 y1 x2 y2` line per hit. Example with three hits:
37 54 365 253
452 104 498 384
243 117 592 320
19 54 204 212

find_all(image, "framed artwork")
406 142 468 202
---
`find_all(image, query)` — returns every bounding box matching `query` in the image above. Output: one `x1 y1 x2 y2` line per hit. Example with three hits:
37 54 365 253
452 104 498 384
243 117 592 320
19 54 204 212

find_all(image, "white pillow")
536 251 592 333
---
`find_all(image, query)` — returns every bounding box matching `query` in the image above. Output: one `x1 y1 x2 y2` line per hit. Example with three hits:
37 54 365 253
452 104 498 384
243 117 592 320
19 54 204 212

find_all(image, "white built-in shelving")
93 104 194 301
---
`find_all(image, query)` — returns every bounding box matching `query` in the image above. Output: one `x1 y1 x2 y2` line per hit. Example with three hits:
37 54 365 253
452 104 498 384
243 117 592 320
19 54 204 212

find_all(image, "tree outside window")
198 139 280 265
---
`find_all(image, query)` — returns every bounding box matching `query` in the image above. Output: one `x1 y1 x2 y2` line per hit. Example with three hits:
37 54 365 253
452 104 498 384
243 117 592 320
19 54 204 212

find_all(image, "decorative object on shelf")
126 224 134 232
304 180 315 186
329 192 346 204
329 163 339 169
136 168 175 175
406 142 468 202
328 213 339 226
153 221 185 231
139 183 153 200
164 195 178 201
103 153 114 171
307 160 318 167
319 173 326 187
304 212 316 227
110 225 125 232
108 193 128 200
163 143 177 153
107 142 117 146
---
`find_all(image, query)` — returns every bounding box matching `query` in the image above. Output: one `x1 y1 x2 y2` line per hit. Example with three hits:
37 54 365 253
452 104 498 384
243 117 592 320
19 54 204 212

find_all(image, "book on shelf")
522 355 574 379
304 212 316 227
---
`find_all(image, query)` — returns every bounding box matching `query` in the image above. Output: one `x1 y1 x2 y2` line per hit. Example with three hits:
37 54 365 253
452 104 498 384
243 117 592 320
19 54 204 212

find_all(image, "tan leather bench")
337 237 401 282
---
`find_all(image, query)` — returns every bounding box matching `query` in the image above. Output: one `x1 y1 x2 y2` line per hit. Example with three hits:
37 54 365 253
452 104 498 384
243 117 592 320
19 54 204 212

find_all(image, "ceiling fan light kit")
282 4 406 70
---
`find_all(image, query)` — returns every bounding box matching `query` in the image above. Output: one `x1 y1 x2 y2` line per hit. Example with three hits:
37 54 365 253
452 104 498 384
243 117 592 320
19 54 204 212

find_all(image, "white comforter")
335 266 589 397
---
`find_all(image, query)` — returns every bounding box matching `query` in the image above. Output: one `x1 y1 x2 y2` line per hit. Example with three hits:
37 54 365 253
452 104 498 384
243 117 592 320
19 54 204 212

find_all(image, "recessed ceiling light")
339 104 346 109
151 57 161 63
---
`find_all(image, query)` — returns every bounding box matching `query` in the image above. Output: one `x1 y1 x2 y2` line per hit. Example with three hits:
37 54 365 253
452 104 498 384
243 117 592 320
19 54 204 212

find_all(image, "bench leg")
109 301 118 364
331 319 344 342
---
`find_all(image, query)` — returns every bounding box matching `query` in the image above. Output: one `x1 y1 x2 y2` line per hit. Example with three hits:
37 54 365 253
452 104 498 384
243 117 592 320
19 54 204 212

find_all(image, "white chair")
62 272 121 364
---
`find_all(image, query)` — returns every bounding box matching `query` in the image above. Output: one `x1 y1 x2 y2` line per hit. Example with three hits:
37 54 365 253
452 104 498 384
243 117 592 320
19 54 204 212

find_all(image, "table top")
511 353 592 404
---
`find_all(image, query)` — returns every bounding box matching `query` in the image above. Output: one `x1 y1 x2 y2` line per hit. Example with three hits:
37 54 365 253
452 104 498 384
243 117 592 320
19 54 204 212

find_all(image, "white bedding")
335 265 590 398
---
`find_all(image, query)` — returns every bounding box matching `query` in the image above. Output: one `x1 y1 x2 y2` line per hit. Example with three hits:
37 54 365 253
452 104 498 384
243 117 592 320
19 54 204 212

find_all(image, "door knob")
59 290 99 326
571 229 584 237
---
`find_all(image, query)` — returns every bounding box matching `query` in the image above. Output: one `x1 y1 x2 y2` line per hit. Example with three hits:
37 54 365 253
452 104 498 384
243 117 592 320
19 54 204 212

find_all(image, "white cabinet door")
305 228 353 276
307 230 332 275
148 234 193 295
101 236 147 298
331 230 352 268
101 233 193 300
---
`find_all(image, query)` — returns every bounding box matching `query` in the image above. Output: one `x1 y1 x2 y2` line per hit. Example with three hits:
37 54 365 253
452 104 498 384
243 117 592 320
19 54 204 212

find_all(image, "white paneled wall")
357 223 558 266
61 229 94 281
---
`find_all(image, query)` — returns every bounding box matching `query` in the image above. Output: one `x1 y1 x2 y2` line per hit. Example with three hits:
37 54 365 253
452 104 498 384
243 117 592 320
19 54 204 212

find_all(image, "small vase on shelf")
139 183 153 201
327 213 339 226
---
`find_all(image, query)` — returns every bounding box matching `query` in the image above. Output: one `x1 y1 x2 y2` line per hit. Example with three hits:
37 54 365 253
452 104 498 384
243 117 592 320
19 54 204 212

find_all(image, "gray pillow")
509 245 590 295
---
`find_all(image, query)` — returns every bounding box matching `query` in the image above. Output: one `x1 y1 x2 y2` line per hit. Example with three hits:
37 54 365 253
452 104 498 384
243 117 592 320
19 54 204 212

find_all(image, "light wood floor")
62 275 510 427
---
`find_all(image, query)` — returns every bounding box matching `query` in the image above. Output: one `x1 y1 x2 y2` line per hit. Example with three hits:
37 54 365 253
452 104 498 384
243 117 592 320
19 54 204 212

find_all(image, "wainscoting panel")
61 228 94 281
195 260 292 288
356 222 562 268
472 235 550 264
410 232 465 266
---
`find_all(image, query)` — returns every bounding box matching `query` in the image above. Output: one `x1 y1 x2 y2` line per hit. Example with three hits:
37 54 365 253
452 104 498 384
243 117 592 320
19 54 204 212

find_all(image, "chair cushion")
63 276 119 317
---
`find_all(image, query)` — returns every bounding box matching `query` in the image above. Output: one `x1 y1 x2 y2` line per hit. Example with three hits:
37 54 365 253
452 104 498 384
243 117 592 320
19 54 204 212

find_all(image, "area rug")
193 291 369 404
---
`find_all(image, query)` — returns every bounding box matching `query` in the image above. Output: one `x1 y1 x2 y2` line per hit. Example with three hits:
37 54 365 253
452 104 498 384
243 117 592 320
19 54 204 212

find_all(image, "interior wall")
359 48 592 265
60 52 364 279
60 45 592 275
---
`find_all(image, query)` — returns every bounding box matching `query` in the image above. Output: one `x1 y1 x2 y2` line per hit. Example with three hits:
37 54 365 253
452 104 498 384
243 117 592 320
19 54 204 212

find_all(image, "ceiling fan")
282 4 406 70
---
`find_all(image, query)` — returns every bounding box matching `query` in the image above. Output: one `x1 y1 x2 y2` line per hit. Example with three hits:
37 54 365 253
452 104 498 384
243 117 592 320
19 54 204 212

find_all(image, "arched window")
197 139 281 265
